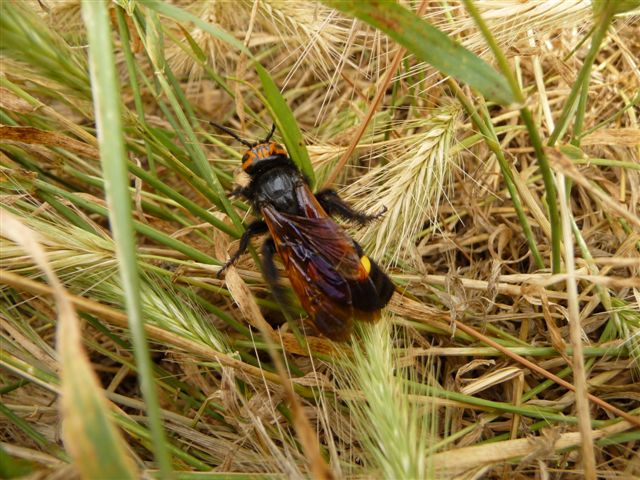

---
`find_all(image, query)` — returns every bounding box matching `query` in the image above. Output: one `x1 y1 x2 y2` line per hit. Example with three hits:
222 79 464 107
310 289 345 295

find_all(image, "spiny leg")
217 220 268 278
261 238 290 310
315 188 386 225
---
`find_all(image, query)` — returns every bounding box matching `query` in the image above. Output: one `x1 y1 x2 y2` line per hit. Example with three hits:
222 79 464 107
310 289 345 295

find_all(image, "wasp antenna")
210 122 253 148
263 123 276 143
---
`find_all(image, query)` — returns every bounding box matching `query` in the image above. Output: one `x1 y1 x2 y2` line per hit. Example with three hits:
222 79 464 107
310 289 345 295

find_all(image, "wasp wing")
293 184 395 316
262 201 394 340
291 184 364 278
284 243 355 340
262 204 357 339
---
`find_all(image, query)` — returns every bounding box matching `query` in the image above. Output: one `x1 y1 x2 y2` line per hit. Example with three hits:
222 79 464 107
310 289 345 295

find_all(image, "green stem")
462 0 561 272
142 11 243 235
521 107 562 273
548 4 616 145
127 162 238 237
405 380 606 427
579 90 639 138
81 1 174 476
571 74 591 146
35 180 221 266
447 79 544 269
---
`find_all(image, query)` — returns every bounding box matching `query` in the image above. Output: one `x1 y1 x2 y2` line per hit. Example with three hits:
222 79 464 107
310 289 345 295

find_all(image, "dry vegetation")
1 1 639 479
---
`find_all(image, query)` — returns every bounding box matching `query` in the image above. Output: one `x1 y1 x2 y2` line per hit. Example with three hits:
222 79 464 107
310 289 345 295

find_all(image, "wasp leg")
261 238 290 310
229 185 251 199
315 188 386 225
217 220 268 278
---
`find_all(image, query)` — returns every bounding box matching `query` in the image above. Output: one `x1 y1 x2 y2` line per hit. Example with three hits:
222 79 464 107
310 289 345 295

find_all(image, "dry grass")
1 1 639 479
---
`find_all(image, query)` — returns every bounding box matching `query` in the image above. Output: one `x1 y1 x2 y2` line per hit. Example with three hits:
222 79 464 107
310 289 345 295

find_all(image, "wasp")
214 123 394 340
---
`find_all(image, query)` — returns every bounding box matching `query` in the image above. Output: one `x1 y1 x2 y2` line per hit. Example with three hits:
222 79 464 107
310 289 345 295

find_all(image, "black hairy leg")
217 220 268 278
261 238 291 311
315 188 386 226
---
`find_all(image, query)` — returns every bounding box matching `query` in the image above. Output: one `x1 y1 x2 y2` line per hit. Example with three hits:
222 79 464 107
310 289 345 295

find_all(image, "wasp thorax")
241 142 288 172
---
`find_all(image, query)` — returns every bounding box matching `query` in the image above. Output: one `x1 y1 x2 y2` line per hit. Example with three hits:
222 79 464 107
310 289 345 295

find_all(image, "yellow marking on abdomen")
360 256 371 277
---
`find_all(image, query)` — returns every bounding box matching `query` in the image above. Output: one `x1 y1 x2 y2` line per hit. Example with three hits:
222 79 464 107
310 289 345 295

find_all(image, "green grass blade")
138 0 314 188
140 10 243 234
446 80 544 269
549 1 617 147
0 443 34 478
0 402 63 458
33 180 221 265
323 0 516 105
255 64 315 187
58 310 139 480
593 0 640 15
0 211 137 479
81 1 174 477
461 0 562 273
138 0 248 55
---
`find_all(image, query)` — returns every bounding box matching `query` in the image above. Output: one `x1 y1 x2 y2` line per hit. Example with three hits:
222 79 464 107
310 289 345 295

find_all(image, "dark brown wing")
285 244 355 340
292 184 395 317
291 183 363 278
293 183 327 219
262 204 358 339
262 193 395 340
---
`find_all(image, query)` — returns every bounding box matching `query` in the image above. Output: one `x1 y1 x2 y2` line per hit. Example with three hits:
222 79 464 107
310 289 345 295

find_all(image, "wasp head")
211 123 288 174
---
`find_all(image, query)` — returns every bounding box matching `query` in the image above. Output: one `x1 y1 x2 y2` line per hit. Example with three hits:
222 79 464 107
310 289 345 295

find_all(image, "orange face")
241 142 288 171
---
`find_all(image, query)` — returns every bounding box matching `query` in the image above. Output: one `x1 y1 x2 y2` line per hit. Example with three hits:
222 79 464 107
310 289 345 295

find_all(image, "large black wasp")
215 123 394 340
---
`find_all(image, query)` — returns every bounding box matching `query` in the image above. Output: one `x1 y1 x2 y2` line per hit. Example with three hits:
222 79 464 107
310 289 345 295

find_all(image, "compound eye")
270 143 286 156
241 152 253 170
